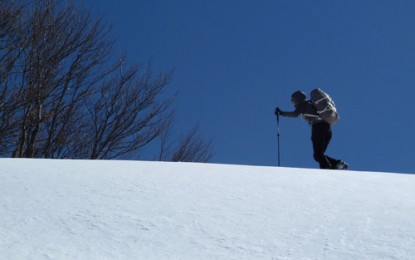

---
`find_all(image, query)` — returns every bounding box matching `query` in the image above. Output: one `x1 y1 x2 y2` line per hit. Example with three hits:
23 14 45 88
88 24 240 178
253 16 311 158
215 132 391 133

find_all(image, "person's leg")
311 123 332 169
324 129 348 169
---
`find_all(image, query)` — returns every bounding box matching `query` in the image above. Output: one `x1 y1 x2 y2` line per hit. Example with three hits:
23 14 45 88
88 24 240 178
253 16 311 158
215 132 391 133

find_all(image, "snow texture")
1 159 414 259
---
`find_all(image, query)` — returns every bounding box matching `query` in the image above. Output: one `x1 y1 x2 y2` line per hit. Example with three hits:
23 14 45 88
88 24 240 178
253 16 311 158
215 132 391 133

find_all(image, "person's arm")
275 105 302 118
280 109 301 118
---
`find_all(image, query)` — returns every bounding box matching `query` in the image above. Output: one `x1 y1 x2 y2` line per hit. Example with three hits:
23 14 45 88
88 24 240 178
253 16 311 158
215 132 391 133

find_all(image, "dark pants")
311 122 339 169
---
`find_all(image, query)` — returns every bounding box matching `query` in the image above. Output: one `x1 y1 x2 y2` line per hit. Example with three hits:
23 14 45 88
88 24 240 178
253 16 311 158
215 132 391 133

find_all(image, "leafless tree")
0 0 214 162
0 1 25 153
171 124 213 163
4 0 115 158
156 111 175 161
82 61 175 159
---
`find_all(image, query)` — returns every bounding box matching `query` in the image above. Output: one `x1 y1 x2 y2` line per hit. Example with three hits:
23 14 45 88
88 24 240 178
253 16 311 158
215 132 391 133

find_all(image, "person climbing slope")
275 90 348 170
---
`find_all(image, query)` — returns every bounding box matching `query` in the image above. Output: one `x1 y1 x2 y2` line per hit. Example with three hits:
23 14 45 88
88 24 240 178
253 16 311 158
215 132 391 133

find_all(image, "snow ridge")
1 159 414 259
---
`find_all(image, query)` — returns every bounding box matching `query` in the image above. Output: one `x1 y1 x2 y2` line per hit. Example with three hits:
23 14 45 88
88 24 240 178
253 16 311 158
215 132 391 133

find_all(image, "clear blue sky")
89 0 415 174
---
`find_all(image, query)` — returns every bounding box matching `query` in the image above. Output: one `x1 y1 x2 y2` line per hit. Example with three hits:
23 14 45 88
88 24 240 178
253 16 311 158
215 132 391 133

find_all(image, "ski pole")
276 114 281 166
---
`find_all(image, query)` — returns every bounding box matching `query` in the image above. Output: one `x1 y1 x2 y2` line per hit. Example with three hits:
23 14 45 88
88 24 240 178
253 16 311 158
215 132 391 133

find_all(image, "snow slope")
1 159 414 259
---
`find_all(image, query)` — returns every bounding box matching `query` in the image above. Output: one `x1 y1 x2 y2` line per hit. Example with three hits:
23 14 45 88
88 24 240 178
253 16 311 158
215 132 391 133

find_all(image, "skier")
275 90 348 170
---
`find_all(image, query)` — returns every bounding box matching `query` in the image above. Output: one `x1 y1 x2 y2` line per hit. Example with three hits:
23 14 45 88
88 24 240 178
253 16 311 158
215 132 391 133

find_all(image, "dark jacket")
280 101 323 126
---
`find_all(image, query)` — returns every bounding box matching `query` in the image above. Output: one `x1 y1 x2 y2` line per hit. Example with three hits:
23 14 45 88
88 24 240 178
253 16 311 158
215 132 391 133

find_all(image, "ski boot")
336 160 349 170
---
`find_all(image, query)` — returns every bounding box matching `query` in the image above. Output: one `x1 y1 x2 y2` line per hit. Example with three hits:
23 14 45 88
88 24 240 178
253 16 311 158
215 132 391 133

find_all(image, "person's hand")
275 107 281 115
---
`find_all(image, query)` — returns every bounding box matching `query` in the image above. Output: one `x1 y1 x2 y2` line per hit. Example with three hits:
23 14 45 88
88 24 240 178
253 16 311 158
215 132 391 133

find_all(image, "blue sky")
90 0 415 173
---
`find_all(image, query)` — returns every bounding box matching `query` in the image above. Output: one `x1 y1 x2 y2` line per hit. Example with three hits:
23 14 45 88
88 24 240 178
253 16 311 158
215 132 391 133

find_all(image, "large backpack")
310 88 339 125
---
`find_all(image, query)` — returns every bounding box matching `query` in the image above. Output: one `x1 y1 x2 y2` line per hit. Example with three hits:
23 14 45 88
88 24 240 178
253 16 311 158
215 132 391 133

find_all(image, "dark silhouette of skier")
275 90 348 170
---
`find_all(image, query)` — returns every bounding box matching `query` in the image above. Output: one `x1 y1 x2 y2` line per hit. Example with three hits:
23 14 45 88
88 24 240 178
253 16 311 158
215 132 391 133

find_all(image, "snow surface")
1 159 415 259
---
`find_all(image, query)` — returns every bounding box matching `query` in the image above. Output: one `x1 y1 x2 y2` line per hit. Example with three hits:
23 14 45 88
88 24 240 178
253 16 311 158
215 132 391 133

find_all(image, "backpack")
310 88 339 125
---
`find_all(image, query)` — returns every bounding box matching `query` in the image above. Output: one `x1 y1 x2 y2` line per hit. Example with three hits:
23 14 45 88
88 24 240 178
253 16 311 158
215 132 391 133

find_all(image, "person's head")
291 90 306 106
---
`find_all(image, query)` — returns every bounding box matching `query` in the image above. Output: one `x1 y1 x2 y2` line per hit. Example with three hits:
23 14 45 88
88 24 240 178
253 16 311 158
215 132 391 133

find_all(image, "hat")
291 90 306 102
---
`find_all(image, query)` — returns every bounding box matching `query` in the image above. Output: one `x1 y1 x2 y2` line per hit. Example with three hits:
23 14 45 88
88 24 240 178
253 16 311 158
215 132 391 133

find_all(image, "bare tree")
83 61 175 159
171 124 213 163
0 0 214 162
157 112 175 161
6 0 114 158
0 1 25 153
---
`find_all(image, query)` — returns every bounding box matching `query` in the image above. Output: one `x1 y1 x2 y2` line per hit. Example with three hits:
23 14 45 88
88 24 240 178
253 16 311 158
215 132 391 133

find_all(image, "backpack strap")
314 96 328 105
303 113 320 118
317 106 332 114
